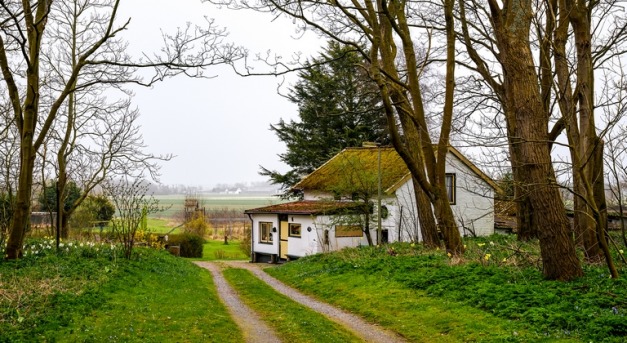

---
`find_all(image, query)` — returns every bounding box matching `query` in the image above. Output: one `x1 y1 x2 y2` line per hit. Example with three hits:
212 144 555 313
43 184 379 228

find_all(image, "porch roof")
244 200 365 216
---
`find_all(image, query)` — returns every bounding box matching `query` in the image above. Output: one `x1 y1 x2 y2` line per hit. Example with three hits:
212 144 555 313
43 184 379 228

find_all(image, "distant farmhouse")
245 146 498 263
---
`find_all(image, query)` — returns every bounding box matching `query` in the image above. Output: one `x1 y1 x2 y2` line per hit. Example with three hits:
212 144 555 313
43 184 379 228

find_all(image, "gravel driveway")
197 260 407 343
194 261 281 343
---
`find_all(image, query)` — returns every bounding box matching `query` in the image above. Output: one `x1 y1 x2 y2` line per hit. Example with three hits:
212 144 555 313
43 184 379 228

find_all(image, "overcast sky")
117 0 322 187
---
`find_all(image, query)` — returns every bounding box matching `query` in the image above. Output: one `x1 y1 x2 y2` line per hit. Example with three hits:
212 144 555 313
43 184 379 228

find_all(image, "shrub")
184 213 208 238
239 226 251 258
167 233 204 258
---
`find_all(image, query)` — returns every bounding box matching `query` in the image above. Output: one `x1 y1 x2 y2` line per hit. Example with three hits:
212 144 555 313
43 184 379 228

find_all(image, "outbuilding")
245 146 498 262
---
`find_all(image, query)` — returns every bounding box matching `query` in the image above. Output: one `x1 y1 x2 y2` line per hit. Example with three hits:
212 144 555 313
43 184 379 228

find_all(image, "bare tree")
103 176 161 259
209 0 464 254
0 0 243 259
457 0 627 279
457 0 585 280
38 95 171 245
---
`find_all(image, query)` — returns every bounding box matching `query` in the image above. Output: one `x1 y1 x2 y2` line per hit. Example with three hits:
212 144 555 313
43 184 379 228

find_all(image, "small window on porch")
289 223 301 237
259 222 273 244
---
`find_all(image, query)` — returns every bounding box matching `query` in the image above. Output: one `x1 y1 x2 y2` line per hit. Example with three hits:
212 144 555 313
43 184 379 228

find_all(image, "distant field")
150 194 286 219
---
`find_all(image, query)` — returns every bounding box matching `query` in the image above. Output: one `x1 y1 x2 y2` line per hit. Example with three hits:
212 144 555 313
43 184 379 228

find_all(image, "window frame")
288 223 302 238
335 225 363 238
259 222 273 244
445 173 456 205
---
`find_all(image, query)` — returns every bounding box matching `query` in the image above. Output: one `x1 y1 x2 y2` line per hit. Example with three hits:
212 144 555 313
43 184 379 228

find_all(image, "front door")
279 215 289 259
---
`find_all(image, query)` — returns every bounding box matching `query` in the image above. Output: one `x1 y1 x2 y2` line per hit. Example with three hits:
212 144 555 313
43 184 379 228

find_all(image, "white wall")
250 214 279 255
446 154 495 237
311 215 375 252
393 154 495 240
284 215 318 257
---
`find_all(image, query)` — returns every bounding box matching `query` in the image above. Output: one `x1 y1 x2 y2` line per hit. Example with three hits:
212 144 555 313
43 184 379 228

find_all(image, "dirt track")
195 261 407 343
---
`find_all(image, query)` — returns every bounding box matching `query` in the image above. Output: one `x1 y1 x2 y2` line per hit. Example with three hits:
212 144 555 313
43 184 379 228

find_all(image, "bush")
167 233 205 258
239 226 251 258
184 213 208 238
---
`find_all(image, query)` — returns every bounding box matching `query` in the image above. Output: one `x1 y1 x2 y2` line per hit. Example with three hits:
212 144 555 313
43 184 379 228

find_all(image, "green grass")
195 239 248 261
267 265 539 342
267 235 627 342
0 241 242 342
146 217 181 234
222 268 363 343
151 194 285 218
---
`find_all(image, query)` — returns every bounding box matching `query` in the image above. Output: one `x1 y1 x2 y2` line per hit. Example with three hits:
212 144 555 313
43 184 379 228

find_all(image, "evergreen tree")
261 42 388 197
38 181 81 214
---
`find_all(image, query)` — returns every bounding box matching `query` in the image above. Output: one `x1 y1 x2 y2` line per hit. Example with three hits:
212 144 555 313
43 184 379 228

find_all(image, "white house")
245 146 499 263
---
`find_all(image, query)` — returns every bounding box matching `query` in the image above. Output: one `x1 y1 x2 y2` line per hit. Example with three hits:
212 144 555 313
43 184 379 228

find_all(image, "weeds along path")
194 261 282 343
221 261 408 343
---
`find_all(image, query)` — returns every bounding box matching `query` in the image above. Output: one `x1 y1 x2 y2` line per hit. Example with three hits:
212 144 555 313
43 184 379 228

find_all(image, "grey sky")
117 0 322 187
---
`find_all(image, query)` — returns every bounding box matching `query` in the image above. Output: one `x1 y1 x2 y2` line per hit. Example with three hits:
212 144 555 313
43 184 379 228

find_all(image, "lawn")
4 234 625 342
197 239 248 261
0 241 242 342
266 235 627 342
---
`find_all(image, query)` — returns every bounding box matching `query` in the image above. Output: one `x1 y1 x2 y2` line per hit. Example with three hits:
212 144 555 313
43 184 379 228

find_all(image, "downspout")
246 213 254 263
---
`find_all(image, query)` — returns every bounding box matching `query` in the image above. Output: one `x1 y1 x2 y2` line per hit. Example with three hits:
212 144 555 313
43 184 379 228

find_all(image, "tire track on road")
194 261 282 343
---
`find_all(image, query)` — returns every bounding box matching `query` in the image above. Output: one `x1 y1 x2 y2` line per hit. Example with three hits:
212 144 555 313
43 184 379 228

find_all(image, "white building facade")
245 146 498 262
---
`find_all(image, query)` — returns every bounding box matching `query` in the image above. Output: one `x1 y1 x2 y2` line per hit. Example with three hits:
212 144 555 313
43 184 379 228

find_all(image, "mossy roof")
292 146 500 195
292 147 409 195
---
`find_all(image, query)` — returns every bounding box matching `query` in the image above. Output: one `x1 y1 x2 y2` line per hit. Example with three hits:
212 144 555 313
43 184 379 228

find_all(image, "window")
259 222 273 244
445 173 456 204
289 223 301 237
335 225 363 238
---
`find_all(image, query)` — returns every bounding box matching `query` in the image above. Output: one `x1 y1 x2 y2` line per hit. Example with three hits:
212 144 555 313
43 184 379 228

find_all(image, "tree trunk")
57 171 68 241
592 139 618 278
364 212 374 246
434 194 463 254
4 1 49 259
6 143 36 259
413 177 440 248
491 0 583 280
509 133 536 240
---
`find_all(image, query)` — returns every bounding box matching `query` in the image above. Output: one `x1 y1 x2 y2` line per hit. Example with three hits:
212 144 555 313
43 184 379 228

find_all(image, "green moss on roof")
293 147 409 195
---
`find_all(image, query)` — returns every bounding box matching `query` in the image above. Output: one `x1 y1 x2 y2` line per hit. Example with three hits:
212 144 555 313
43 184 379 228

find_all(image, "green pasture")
150 194 285 219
